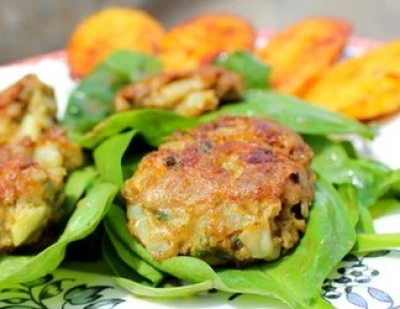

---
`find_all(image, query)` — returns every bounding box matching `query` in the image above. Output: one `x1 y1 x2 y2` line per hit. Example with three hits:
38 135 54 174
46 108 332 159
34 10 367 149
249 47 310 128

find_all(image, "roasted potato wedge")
67 7 165 77
256 17 352 95
159 13 255 71
305 40 400 120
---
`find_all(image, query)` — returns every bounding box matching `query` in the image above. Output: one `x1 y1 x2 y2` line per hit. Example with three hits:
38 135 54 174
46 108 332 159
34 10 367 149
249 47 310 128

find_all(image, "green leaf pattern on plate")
0 275 124 309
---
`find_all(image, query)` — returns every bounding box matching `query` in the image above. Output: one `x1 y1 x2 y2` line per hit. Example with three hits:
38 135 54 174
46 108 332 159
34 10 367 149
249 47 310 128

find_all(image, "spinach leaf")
104 205 219 284
105 223 164 285
63 51 162 136
378 169 400 197
102 235 151 285
61 166 98 218
214 51 271 89
353 233 400 253
94 130 137 187
337 184 360 227
357 206 375 234
81 109 198 149
308 137 390 208
201 90 374 139
370 199 400 219
105 179 354 308
0 183 117 284
105 50 162 81
116 277 214 298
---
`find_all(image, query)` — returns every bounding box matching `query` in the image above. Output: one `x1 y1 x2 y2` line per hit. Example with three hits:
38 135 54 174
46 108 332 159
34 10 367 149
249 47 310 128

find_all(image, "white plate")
1 44 400 309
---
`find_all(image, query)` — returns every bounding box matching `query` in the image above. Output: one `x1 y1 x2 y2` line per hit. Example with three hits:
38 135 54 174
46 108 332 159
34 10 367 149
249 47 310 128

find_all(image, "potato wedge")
67 7 165 77
159 13 255 71
305 40 400 120
256 17 352 95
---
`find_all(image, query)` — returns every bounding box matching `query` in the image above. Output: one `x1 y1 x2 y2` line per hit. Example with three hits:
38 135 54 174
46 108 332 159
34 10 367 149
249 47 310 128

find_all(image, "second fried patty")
123 116 315 266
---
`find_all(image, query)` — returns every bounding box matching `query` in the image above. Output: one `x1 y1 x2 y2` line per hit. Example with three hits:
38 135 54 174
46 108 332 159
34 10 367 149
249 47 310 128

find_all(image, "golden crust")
67 7 165 77
115 66 244 117
123 116 314 266
0 128 83 252
304 40 400 120
0 74 57 144
256 17 352 95
159 13 256 71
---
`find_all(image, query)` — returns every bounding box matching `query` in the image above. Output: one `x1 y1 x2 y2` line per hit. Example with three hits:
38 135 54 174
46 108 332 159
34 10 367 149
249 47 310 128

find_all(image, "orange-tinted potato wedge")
67 7 165 77
159 13 256 71
256 17 352 95
305 40 400 120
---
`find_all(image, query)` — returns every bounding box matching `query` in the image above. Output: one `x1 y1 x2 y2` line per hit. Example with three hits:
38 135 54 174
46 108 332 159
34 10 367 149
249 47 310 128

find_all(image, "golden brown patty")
0 74 57 144
123 116 315 266
0 75 83 253
0 127 83 253
115 67 243 117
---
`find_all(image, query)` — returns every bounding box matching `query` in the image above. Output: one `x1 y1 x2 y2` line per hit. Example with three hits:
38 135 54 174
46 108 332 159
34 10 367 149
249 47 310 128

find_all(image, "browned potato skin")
256 17 352 96
115 66 244 117
159 13 256 71
67 7 165 77
305 40 400 120
123 116 314 266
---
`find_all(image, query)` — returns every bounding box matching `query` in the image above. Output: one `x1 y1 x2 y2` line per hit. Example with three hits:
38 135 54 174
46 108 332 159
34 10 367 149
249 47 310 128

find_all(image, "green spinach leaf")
81 109 198 149
214 51 271 89
337 184 360 227
370 199 400 219
102 235 151 285
94 130 137 187
63 51 162 136
201 90 374 139
61 166 98 218
116 277 214 298
357 206 375 234
104 205 219 284
0 183 117 284
308 137 390 208
353 233 400 253
106 50 162 81
105 223 164 285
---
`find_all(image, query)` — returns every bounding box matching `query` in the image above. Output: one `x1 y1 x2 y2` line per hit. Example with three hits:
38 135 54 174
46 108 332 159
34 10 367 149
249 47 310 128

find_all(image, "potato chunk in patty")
0 75 83 253
123 116 315 266
115 67 243 117
0 128 83 252
0 74 57 144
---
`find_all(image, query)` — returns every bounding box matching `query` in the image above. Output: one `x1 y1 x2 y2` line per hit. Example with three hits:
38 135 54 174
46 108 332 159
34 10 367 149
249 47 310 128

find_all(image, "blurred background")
1 0 399 64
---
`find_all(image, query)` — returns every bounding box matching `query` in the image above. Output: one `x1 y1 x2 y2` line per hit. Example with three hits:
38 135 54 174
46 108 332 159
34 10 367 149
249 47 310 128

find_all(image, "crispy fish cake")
0 128 83 252
115 67 244 117
304 40 400 120
256 17 351 96
123 116 314 266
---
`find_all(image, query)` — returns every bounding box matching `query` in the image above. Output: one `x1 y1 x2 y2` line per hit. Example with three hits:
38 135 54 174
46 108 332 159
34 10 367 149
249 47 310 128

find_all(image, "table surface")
1 0 399 64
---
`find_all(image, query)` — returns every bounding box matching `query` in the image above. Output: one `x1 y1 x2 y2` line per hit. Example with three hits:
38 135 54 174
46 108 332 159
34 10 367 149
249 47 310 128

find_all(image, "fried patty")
0 75 83 253
115 67 243 117
0 74 57 144
0 128 83 252
123 116 315 266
